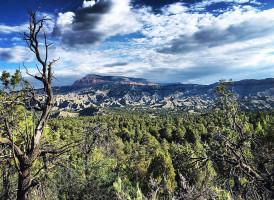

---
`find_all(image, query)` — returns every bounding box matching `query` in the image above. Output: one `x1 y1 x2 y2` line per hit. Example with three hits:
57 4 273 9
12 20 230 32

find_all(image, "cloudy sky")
0 0 274 86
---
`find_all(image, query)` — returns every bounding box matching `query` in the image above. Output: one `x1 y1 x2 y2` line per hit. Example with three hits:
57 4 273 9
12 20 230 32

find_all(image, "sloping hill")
51 76 274 112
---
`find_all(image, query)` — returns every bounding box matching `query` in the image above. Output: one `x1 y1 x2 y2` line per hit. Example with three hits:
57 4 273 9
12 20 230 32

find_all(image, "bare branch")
0 137 24 157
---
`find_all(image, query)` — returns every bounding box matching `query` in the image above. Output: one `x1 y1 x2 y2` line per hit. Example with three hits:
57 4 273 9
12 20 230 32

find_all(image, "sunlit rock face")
50 76 274 112
71 74 158 88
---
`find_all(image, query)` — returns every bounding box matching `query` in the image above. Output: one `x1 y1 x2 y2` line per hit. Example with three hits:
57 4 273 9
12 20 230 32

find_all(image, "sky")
0 0 274 86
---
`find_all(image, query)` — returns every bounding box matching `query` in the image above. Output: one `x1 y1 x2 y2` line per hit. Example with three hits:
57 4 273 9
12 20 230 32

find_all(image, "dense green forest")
0 69 273 199
1 107 273 199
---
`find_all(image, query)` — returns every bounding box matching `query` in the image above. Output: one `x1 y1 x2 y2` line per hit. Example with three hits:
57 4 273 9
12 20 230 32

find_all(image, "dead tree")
0 7 57 200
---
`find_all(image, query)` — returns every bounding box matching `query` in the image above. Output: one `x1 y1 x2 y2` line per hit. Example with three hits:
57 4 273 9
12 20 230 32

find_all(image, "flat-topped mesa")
71 74 158 87
52 77 273 112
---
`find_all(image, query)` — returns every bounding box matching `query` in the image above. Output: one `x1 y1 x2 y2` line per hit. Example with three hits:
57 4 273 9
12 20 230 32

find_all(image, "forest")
0 87 273 199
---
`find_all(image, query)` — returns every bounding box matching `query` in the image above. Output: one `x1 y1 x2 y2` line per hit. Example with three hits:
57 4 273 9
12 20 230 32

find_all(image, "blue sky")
0 0 274 86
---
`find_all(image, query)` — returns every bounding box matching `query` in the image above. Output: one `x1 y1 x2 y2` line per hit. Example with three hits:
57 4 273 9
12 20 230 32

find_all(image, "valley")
49 75 274 117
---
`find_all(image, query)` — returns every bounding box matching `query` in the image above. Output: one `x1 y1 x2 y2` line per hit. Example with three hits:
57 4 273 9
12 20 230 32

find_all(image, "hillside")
51 76 274 113
71 74 158 87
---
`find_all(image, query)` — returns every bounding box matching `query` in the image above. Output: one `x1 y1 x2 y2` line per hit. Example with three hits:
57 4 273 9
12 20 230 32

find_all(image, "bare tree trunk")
17 165 31 200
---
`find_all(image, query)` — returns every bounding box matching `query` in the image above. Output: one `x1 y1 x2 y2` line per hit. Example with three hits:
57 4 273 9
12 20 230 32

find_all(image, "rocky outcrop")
51 77 274 112
72 74 158 87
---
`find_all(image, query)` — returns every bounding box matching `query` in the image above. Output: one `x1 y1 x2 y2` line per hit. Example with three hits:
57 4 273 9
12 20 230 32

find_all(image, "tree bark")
17 166 31 200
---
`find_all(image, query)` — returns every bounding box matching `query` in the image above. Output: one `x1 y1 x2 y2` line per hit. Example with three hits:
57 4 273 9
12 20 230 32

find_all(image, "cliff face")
71 74 158 87
52 76 274 112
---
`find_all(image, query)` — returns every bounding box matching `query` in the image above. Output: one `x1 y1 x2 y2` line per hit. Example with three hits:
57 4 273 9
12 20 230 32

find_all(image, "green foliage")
79 105 99 116
1 76 272 199
214 79 238 115
147 152 177 195
0 70 36 199
113 177 143 200
255 121 265 136
40 109 273 199
0 71 11 88
11 70 21 88
1 70 22 89
2 89 272 199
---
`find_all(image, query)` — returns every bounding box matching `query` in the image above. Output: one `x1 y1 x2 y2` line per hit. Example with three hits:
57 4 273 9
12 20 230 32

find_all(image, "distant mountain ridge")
72 74 158 87
51 76 274 115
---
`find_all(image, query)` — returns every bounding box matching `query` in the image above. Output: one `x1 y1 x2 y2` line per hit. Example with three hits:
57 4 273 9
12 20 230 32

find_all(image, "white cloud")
2 0 273 85
94 0 141 35
55 11 75 34
46 1 274 84
11 37 21 42
194 0 257 7
0 24 28 34
56 12 75 26
0 12 55 35
0 46 35 63
163 3 189 15
54 0 141 47
122 2 274 82
83 0 96 8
